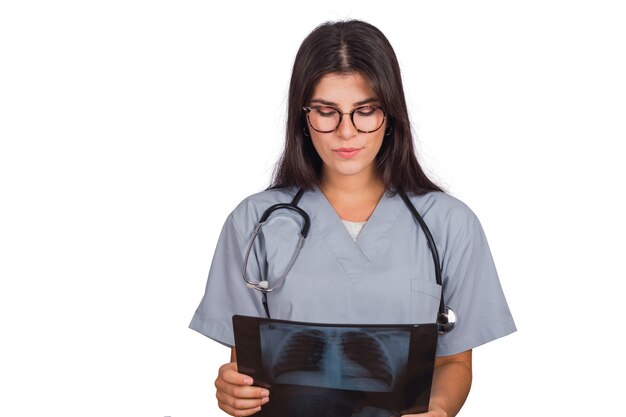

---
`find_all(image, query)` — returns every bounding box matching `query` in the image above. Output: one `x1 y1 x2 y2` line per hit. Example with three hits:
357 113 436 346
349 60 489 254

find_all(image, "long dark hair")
271 19 444 195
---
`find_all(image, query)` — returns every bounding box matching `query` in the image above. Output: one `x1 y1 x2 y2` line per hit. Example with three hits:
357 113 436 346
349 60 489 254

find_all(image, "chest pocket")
410 278 442 324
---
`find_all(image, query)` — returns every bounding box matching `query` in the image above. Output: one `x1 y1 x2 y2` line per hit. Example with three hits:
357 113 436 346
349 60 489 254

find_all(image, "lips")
334 147 361 159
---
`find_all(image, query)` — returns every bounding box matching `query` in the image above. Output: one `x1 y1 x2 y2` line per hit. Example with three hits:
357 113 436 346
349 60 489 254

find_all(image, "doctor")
190 19 516 417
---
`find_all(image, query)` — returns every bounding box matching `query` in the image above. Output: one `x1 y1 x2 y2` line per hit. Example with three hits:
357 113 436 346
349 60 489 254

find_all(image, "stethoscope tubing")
398 191 444 314
242 188 456 333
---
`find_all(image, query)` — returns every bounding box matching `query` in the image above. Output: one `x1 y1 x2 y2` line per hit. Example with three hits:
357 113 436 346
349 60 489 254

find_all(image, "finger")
219 363 254 386
401 411 439 417
218 402 262 417
217 390 270 411
215 379 270 400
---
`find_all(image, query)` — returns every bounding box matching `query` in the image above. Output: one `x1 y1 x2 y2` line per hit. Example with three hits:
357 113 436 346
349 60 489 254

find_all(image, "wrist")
428 403 448 417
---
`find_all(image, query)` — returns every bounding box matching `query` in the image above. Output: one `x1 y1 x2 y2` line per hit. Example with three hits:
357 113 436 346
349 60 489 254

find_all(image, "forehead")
310 72 378 104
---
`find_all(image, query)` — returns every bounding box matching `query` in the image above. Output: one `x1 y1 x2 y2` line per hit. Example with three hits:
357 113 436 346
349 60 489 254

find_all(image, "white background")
1 1 625 416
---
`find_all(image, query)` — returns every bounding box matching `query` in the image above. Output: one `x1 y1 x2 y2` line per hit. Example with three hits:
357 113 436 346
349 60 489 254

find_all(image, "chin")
322 158 376 179
333 165 370 177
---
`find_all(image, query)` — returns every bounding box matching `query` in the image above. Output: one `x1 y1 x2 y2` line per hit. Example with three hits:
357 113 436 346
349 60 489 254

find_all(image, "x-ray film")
233 315 438 417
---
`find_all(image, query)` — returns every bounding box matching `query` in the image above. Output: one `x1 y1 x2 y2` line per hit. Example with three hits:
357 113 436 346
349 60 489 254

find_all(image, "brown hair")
271 19 443 195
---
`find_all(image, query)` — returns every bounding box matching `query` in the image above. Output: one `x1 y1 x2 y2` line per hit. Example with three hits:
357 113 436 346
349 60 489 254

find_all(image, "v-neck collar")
302 188 404 276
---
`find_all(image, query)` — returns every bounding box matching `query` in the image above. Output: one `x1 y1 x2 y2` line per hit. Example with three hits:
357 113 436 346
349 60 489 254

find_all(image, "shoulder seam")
227 212 247 243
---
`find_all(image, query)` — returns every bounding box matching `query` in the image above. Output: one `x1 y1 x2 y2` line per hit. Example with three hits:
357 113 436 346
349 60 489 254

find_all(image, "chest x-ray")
263 323 407 392
233 315 438 417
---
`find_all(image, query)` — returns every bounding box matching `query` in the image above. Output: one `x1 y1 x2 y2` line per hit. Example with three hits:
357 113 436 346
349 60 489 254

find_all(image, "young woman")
190 20 515 417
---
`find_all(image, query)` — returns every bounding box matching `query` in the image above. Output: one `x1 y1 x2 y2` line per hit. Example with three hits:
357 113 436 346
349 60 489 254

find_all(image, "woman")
190 19 515 417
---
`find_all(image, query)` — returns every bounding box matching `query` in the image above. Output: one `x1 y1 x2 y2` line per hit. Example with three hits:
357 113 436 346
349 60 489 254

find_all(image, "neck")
319 169 386 222
320 169 384 197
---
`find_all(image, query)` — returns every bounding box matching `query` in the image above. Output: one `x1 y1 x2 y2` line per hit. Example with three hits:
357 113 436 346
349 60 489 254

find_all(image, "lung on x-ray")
233 315 438 417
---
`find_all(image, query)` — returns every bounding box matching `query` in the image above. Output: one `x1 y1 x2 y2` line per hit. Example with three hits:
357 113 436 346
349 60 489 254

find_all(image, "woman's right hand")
215 361 270 417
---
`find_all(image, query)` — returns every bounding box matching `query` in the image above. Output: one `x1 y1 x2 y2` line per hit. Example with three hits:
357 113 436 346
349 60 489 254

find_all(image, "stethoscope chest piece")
437 306 457 334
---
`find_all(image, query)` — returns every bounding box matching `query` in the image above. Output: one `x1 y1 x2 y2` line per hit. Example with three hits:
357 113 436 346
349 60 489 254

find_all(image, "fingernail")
243 377 253 385
261 396 269 404
261 389 270 397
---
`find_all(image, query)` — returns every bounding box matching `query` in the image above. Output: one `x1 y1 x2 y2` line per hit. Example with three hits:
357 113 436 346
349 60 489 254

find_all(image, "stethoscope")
242 188 457 334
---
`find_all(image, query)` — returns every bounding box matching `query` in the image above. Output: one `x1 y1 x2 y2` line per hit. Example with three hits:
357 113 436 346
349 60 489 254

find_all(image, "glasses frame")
302 105 387 134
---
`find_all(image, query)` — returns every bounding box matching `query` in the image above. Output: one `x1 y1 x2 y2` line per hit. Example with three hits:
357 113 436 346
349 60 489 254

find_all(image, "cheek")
310 135 329 158
371 134 385 155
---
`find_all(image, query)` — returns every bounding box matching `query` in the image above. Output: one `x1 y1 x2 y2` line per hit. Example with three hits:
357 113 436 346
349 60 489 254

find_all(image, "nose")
336 113 358 139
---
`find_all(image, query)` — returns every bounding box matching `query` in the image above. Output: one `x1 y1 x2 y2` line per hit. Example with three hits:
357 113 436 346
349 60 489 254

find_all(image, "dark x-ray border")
233 315 438 416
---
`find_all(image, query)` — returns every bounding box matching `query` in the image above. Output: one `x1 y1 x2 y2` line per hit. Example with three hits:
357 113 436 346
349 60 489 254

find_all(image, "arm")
214 348 270 417
405 349 472 417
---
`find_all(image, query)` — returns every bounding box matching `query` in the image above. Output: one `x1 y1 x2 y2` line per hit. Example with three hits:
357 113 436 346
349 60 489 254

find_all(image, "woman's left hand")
403 404 447 417
403 350 472 417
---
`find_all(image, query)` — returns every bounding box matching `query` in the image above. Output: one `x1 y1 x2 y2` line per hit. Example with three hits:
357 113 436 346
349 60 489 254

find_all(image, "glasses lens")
308 106 340 132
353 106 385 132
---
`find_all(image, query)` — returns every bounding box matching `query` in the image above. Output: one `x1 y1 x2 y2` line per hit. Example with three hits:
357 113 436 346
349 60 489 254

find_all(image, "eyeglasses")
302 105 386 133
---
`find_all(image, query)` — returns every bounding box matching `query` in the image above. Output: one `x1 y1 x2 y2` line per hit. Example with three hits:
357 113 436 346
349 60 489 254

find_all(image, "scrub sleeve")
435 210 516 356
189 213 264 347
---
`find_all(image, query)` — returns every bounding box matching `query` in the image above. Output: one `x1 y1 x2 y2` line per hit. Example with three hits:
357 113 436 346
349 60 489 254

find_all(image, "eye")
315 107 338 117
355 106 378 116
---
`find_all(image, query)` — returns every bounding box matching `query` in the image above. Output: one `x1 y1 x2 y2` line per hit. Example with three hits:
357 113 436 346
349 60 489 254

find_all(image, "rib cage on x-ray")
341 331 393 386
273 330 326 375
262 325 408 392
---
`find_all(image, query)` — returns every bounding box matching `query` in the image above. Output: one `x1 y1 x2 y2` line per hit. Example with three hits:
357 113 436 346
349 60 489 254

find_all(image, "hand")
214 361 270 416
403 404 447 417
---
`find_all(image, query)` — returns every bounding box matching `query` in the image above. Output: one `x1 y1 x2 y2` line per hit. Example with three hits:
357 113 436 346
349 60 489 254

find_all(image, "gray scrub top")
189 187 516 356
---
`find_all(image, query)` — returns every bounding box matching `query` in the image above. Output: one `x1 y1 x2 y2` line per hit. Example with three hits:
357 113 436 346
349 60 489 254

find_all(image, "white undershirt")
341 219 367 242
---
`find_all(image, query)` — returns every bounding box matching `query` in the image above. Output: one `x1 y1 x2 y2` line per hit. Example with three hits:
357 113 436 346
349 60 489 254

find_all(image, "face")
306 72 386 184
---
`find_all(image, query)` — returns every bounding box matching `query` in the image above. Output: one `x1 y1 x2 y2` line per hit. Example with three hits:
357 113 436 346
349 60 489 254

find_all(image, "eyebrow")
309 97 379 107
